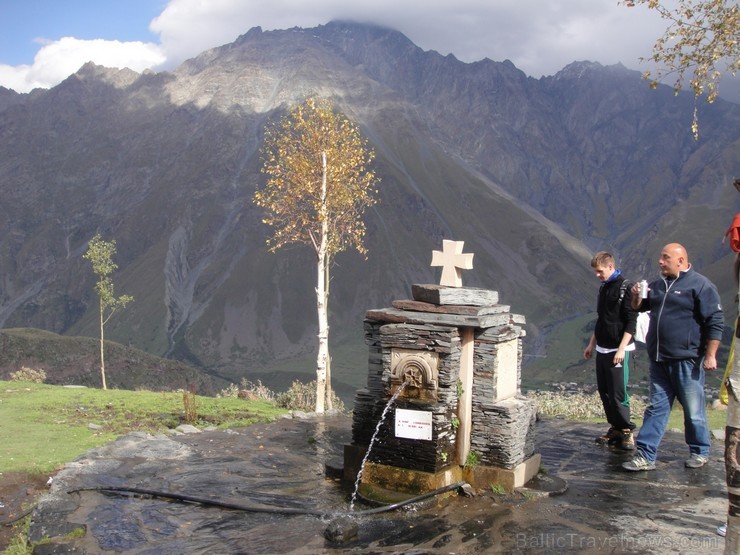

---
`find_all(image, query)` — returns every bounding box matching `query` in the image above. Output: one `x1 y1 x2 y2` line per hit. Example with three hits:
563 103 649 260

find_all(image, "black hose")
351 481 466 515
0 505 35 526
67 481 469 517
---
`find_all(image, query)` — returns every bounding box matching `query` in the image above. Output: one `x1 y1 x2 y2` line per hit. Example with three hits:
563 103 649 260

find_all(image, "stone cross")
431 240 474 287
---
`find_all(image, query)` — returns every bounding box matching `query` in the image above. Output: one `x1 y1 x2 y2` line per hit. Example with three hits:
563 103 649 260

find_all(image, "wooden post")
457 327 474 465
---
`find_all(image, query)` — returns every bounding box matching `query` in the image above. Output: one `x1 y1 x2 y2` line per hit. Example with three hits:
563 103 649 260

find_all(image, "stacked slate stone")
350 283 533 476
351 321 461 472
470 398 537 469
471 326 522 400
470 318 536 469
366 399 455 473
350 320 386 446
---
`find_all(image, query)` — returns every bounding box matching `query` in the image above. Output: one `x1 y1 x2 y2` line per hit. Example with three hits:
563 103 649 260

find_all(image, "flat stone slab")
366 307 512 328
412 284 499 306
391 299 510 316
28 416 728 553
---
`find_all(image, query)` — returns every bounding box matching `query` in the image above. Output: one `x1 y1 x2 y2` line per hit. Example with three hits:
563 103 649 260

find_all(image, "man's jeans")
635 358 710 463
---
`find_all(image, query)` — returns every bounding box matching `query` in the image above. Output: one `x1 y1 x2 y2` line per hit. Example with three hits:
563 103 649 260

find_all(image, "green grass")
4 518 32 555
489 483 506 494
0 381 287 474
528 389 728 430
666 404 727 431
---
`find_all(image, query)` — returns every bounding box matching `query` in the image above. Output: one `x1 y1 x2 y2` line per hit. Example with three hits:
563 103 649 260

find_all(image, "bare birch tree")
83 233 134 390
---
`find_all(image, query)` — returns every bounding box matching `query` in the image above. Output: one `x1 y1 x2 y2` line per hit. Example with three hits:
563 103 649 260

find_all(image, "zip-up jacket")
642 265 724 361
594 273 638 349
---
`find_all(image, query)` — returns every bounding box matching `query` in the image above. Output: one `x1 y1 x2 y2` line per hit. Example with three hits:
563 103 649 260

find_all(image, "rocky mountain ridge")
0 21 737 397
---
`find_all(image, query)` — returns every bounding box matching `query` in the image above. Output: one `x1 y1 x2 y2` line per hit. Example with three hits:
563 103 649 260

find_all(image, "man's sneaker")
618 429 635 451
595 427 620 445
622 455 656 471
685 454 708 469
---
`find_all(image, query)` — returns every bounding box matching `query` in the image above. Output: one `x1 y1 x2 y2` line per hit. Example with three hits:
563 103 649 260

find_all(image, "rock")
459 483 476 497
712 429 726 441
324 517 359 544
291 411 314 420
175 424 201 434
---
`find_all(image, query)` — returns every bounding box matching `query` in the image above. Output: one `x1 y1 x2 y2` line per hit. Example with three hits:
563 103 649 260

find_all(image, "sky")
0 0 682 94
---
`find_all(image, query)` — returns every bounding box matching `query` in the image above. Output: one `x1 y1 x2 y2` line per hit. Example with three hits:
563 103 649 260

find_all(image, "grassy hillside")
0 328 219 395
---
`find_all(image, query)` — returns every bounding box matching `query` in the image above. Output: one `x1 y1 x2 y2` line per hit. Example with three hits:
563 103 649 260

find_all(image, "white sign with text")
395 408 433 440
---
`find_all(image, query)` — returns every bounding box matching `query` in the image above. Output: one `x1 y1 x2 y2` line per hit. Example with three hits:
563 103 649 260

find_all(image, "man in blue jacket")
583 251 638 450
623 243 724 471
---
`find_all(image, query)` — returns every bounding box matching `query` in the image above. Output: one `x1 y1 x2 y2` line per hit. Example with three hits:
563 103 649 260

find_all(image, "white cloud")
148 0 665 77
150 0 334 68
0 0 670 93
0 64 35 93
2 37 165 92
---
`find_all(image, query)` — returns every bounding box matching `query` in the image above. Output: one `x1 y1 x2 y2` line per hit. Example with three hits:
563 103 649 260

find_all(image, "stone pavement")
28 415 728 554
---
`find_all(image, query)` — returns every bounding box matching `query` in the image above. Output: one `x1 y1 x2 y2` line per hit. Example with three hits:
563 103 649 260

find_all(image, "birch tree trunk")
314 152 329 413
324 255 333 411
99 302 107 390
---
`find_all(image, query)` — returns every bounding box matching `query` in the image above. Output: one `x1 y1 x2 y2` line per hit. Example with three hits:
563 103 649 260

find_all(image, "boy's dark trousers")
595 351 635 431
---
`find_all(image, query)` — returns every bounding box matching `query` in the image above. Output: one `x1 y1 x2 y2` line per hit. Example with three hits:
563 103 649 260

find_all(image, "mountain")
0 21 738 400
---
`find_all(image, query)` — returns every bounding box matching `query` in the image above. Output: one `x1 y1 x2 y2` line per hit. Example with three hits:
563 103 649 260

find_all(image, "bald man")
622 243 724 472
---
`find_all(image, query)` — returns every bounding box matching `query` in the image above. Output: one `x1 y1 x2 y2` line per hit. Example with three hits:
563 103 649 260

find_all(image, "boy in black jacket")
584 251 639 450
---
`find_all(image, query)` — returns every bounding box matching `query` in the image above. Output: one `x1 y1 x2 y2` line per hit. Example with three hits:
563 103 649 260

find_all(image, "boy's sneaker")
622 455 656 471
685 454 708 469
717 522 727 537
618 429 635 451
595 427 620 445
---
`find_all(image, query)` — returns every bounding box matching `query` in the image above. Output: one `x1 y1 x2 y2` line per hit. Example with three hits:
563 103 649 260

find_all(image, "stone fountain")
344 240 540 502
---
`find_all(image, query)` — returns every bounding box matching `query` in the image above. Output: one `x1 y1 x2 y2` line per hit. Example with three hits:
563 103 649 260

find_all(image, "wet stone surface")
30 415 727 554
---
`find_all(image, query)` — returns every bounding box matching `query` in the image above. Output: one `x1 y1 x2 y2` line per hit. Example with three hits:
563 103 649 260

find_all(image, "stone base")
462 453 541 493
344 444 464 504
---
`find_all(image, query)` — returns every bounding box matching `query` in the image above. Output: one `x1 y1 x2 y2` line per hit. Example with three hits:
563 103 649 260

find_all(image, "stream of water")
349 382 407 511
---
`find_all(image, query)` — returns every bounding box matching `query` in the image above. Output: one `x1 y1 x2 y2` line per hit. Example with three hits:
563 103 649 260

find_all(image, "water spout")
349 381 407 511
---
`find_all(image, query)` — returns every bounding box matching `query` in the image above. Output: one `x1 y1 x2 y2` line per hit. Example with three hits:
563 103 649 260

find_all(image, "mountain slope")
0 21 737 398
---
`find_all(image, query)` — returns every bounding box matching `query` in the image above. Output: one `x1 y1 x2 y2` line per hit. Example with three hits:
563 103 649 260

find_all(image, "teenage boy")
584 251 638 450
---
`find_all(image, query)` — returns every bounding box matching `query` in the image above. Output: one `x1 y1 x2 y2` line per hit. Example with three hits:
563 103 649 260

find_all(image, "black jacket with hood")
594 272 638 349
